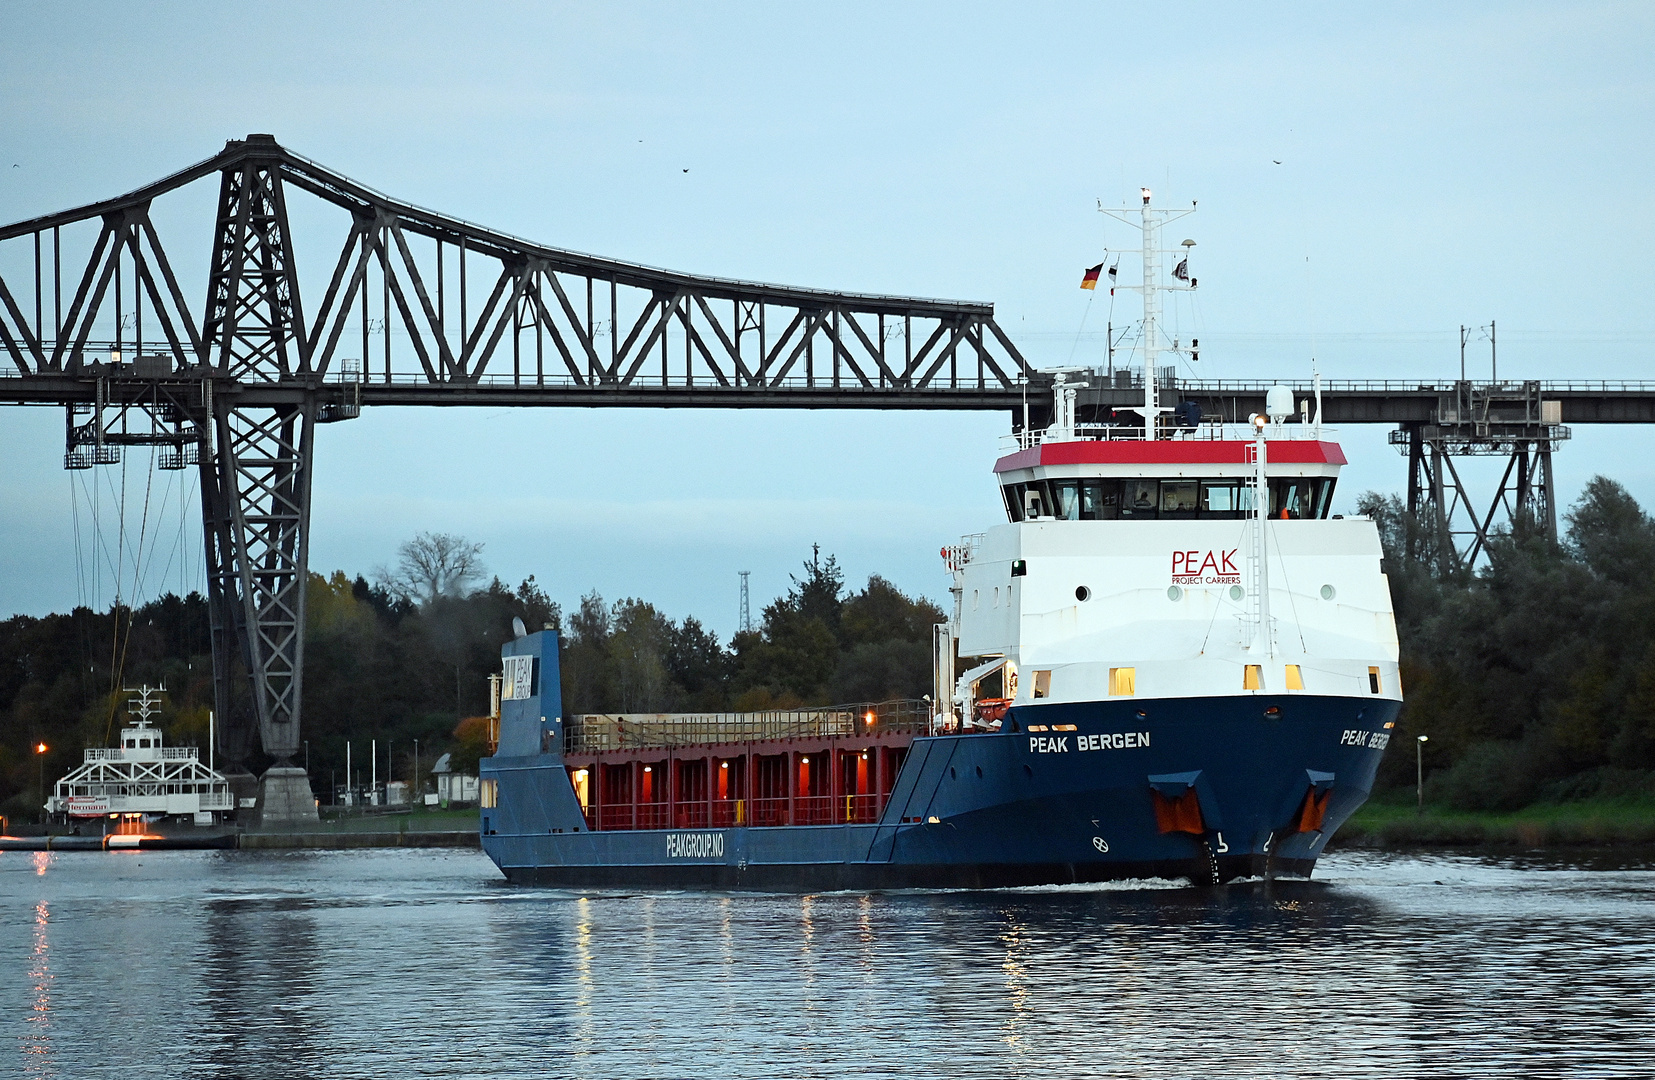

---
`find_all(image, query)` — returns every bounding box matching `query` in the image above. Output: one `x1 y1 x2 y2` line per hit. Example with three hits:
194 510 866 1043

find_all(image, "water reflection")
996 908 1031 1056
22 899 52 1076
1 850 1652 1078
569 895 596 1061
200 883 324 1074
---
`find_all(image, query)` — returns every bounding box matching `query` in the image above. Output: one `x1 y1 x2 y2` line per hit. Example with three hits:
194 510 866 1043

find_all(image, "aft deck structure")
558 700 929 831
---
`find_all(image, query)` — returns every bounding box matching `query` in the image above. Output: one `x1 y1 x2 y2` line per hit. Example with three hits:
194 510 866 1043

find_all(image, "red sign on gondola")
66 795 111 817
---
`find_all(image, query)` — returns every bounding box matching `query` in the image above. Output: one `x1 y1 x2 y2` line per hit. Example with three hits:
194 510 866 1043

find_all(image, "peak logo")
1171 548 1240 586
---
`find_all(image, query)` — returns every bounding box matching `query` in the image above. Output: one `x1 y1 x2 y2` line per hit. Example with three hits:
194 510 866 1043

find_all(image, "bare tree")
376 532 486 606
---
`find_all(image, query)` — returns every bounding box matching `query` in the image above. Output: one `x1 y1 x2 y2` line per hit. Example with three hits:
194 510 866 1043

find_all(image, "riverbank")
242 806 480 848
1 807 481 851
1334 794 1655 848
238 830 478 849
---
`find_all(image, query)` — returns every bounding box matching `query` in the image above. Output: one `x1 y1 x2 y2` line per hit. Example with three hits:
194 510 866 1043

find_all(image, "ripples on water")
3 847 1653 1078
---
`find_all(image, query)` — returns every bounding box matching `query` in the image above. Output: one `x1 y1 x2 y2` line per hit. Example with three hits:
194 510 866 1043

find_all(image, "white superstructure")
46 687 233 823
936 190 1400 730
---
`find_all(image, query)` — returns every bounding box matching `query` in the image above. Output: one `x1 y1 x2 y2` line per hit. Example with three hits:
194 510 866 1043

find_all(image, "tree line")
1366 476 1655 809
0 539 939 818
8 478 1655 821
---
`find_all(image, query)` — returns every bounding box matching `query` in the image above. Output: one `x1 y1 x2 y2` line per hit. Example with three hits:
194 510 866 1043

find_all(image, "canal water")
3 847 1652 1078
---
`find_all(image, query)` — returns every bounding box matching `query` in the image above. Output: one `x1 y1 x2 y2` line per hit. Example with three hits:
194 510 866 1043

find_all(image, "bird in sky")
682 168 689 173
1272 160 1282 165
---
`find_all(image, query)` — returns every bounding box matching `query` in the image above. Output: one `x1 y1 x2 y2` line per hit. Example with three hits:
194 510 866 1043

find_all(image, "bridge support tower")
1392 381 1568 574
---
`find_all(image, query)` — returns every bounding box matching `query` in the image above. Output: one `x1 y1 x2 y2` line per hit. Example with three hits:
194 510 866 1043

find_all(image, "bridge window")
1244 664 1263 690
1001 476 1336 522
1368 666 1382 694
1270 479 1336 519
1047 480 1080 520
1160 481 1198 518
1032 670 1052 699
1285 664 1304 690
1121 480 1159 518
1081 480 1119 519
1109 667 1135 696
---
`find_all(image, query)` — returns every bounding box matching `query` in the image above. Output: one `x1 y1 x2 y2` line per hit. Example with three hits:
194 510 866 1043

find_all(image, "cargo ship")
479 192 1402 889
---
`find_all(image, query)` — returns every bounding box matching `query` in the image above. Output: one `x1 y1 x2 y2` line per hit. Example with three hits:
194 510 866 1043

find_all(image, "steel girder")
1395 423 1561 573
0 135 1033 399
199 157 314 768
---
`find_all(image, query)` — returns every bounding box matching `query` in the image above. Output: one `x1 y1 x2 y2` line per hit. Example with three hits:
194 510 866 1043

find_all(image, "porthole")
950 767 957 780
973 589 980 610
975 765 983 778
993 586 1001 606
1166 585 1183 601
1320 584 1337 601
1229 584 1245 601
1076 585 1092 602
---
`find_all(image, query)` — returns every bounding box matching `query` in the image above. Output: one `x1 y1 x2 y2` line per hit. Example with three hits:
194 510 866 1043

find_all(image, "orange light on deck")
35 742 47 754
864 712 875 726
719 762 728 769
800 756 809 764
643 766 652 773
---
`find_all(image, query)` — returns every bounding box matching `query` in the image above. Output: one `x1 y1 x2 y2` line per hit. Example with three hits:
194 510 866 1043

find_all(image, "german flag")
1080 262 1104 290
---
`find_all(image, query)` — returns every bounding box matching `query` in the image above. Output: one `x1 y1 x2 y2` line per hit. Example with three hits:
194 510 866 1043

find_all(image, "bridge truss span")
0 135 1032 399
0 134 1032 818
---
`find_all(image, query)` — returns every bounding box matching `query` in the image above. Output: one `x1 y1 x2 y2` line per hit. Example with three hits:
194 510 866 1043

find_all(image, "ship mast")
1140 191 1162 438
1100 188 1196 440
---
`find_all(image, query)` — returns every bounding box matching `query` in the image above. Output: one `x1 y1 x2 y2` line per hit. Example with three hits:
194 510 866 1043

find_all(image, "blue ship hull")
481 691 1399 890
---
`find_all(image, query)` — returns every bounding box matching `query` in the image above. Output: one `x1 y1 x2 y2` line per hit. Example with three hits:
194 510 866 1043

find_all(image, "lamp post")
1416 735 1429 815
35 742 48 824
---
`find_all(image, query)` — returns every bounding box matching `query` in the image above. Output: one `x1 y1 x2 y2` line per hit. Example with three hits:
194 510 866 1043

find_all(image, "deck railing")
566 699 930 754
82 746 199 762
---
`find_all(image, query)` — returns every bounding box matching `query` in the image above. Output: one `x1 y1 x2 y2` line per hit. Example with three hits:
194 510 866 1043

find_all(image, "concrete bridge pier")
255 767 320 827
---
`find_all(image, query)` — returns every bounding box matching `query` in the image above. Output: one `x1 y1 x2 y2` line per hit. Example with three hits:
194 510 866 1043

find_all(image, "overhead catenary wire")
104 444 159 743
69 467 93 701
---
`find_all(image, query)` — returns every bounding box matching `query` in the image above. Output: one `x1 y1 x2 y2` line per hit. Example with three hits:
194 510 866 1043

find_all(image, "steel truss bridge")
0 134 1650 815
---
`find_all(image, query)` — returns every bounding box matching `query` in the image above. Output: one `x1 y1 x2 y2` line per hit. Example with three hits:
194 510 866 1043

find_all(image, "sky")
1 2 1652 637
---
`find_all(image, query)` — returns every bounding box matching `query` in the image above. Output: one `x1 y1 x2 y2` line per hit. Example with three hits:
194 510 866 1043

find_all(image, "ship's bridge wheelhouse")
1002 475 1336 522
